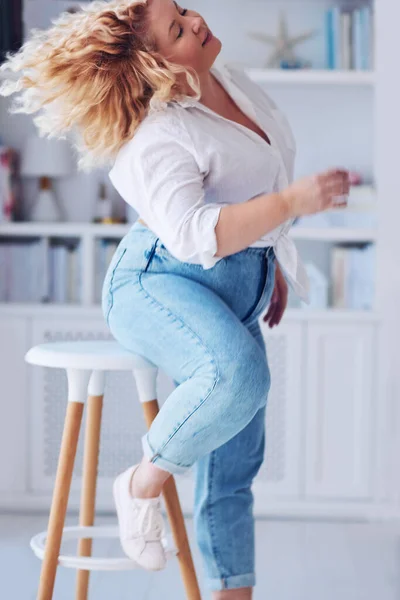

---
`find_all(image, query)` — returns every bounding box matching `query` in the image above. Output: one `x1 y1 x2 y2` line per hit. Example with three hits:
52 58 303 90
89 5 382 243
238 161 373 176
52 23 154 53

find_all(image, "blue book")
326 9 334 69
326 7 341 70
360 6 372 70
332 6 341 69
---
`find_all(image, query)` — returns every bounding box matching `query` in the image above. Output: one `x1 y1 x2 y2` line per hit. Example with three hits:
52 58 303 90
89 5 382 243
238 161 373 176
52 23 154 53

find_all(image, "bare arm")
214 169 350 258
215 192 290 257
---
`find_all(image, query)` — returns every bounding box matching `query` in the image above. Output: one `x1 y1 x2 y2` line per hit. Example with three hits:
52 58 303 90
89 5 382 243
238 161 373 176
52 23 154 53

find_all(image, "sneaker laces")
128 499 164 541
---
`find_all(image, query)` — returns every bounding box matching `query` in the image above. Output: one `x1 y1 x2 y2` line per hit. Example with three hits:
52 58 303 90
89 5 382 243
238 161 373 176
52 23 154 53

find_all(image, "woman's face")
146 0 222 74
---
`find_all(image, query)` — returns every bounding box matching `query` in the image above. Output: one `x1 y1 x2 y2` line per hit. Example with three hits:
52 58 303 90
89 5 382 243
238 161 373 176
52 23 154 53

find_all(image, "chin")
208 37 222 65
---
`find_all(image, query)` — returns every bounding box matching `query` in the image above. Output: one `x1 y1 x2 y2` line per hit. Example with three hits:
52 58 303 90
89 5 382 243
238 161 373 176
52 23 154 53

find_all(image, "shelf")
1 68 375 86
0 222 378 243
247 69 375 87
291 227 377 242
0 222 130 238
0 303 381 322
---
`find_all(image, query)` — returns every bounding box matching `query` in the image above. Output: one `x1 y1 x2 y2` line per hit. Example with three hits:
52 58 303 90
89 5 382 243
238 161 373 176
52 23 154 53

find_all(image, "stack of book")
331 244 375 310
0 239 81 303
325 5 374 70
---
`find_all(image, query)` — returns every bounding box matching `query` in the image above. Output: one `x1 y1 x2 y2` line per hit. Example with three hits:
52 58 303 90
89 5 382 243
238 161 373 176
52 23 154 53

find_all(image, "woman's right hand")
282 168 350 218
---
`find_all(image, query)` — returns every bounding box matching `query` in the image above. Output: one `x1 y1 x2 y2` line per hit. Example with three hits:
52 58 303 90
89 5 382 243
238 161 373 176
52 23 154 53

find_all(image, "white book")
26 241 37 302
76 244 82 303
68 246 80 303
0 244 6 301
17 244 30 302
4 243 12 302
31 240 44 302
331 246 349 308
9 245 20 302
37 238 50 303
48 246 56 302
53 246 68 304
8 244 18 302
341 12 352 70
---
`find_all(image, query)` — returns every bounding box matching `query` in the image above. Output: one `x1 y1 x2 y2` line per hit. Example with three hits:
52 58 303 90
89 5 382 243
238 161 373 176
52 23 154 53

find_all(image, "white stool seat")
25 341 156 371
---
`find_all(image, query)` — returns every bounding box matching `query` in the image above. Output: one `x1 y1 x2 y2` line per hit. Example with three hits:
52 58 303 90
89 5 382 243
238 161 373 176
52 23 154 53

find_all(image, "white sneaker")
113 464 167 571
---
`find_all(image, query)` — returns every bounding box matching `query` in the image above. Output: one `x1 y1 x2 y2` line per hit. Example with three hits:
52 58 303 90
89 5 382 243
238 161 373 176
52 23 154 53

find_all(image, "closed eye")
174 2 188 39
177 9 187 38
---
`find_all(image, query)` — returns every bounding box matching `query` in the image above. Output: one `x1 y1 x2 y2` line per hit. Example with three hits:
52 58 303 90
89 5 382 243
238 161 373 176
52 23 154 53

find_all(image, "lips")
202 30 212 46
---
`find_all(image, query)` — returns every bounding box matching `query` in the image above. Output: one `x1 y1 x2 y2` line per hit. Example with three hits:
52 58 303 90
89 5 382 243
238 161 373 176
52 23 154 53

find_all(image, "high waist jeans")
102 221 276 591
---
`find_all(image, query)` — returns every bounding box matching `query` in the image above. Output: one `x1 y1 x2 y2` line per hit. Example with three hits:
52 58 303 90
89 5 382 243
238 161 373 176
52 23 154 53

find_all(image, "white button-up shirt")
109 61 309 301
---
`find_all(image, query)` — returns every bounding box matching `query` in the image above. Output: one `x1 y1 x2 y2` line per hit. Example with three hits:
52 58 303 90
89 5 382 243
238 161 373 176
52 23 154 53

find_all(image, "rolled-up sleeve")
109 114 227 269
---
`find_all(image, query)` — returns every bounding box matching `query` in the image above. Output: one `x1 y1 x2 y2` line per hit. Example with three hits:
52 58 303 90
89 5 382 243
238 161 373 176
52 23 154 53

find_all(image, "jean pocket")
243 254 275 324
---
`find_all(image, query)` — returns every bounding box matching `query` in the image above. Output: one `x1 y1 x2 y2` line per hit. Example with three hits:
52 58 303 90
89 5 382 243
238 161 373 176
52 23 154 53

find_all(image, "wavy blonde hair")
0 0 201 171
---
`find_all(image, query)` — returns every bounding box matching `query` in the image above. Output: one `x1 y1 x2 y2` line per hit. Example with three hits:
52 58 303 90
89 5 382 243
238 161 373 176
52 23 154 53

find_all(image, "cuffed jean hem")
206 573 256 591
141 433 189 475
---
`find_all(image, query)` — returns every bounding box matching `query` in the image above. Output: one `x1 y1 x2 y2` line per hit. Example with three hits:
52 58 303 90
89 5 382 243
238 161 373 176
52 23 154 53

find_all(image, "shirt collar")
147 63 235 114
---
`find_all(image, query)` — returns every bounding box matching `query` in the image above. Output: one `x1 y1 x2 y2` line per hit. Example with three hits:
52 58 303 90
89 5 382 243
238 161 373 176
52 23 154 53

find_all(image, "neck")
197 69 227 112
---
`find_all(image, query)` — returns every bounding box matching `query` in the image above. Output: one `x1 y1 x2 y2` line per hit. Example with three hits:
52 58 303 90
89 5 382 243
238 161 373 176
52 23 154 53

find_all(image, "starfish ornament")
248 12 314 69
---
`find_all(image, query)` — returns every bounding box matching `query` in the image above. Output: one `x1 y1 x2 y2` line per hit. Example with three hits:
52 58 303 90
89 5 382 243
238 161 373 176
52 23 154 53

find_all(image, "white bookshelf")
0 221 378 310
247 68 375 86
1 68 376 87
290 227 377 242
0 222 130 238
0 221 378 242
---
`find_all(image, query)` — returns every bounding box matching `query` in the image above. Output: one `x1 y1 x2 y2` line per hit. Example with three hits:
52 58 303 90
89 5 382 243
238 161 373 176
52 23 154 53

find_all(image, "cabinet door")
0 316 30 495
252 320 303 511
305 322 376 500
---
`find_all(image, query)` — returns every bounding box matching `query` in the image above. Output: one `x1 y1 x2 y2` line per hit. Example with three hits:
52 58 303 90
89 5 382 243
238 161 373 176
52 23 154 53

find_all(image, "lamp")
20 135 75 222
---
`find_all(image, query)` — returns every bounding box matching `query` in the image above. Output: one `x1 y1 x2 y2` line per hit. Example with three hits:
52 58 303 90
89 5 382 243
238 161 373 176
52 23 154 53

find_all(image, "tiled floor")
2 513 400 599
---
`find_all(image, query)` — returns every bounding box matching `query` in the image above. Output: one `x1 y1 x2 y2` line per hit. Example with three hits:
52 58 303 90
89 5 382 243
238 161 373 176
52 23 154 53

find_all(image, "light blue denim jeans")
101 221 276 592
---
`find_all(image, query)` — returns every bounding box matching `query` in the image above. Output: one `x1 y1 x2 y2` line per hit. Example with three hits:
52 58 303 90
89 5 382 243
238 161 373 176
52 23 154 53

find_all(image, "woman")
0 1 349 598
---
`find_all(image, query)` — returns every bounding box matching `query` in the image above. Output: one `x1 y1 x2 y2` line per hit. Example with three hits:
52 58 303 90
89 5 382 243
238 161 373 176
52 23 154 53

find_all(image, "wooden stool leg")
142 400 202 600
75 393 104 600
37 401 84 600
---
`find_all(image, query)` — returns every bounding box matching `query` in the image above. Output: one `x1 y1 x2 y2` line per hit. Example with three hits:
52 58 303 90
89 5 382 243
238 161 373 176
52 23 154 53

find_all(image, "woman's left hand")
263 264 288 328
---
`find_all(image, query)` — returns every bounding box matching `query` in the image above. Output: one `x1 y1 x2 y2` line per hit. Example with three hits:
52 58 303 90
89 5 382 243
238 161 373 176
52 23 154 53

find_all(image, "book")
331 244 375 309
341 12 352 70
326 7 341 69
325 5 374 71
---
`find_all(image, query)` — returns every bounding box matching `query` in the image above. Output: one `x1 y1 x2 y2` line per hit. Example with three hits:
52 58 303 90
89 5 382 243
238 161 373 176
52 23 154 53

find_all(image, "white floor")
2 513 400 600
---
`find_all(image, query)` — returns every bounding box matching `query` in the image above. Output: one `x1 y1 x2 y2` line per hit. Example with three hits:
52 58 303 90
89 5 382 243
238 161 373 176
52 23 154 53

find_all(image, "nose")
191 15 205 35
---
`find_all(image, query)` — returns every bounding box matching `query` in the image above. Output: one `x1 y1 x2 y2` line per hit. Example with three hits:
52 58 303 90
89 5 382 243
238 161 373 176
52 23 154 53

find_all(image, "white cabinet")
253 320 303 511
0 309 384 518
304 322 376 500
0 316 30 495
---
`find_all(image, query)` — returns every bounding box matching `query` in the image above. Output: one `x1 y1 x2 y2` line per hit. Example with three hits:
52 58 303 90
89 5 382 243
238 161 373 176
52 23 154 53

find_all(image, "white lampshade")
21 135 75 178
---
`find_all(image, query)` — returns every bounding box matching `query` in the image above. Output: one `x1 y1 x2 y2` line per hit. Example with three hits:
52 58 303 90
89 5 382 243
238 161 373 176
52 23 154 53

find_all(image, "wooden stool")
25 340 201 600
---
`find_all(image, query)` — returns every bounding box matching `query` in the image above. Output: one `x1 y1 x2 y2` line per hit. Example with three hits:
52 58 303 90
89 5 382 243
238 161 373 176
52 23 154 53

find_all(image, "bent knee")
221 344 271 420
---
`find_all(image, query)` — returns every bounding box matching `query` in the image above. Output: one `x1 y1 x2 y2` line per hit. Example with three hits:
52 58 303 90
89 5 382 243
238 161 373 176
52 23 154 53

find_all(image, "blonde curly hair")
0 0 201 171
